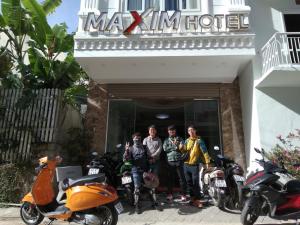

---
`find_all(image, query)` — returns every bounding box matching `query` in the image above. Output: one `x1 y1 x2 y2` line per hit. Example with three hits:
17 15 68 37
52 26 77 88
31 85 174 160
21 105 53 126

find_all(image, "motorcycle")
119 161 134 206
202 146 228 209
21 156 123 225
87 144 123 187
241 148 300 225
216 153 245 210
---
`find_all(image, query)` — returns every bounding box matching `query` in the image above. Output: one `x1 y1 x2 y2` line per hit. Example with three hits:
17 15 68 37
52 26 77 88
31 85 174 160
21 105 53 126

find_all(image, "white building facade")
74 0 300 171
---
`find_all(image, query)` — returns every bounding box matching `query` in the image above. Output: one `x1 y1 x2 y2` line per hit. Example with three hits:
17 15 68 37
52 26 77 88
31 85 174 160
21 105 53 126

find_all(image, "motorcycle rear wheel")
125 186 134 206
20 202 44 225
212 190 225 210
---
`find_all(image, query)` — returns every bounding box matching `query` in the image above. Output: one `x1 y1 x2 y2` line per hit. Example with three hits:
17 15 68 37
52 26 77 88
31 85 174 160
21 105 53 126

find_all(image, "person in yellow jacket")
180 125 210 208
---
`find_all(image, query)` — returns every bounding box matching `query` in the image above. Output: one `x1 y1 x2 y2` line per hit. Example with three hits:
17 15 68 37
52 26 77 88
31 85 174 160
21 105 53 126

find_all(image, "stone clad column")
85 80 108 154
220 78 246 170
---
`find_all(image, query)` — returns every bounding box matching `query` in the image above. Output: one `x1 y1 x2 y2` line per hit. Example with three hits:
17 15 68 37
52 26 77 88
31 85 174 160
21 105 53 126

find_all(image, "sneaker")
166 194 173 201
191 199 203 208
135 205 142 214
180 195 187 201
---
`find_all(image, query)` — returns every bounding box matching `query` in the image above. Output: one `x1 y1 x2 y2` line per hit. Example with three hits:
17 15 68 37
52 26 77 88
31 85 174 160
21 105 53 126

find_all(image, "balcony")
257 32 300 88
74 0 254 84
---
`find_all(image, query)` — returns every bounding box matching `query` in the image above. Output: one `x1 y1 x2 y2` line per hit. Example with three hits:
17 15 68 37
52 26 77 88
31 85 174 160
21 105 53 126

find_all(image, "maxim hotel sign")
84 8 249 35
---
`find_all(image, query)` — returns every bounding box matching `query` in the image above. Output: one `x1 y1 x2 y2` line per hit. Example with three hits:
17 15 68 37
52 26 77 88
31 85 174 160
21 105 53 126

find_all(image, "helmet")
143 172 159 189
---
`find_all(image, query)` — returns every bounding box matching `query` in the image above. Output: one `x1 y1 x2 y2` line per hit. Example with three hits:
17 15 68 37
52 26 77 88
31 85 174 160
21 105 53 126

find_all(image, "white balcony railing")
261 32 300 75
78 0 249 13
228 0 245 6
79 0 100 14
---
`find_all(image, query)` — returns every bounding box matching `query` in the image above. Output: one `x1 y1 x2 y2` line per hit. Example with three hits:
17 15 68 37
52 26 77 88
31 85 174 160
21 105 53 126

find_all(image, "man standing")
143 125 162 176
182 125 210 208
163 125 187 202
124 132 160 214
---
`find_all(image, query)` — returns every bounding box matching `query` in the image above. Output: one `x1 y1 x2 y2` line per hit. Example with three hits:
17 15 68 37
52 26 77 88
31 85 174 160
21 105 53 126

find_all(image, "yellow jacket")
182 137 210 165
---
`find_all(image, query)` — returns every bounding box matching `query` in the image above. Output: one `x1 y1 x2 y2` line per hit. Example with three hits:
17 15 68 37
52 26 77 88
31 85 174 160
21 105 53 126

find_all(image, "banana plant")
0 0 82 89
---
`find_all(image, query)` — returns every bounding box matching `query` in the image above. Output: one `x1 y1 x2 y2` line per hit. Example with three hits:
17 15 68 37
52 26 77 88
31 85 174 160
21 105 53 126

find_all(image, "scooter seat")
284 180 300 194
62 174 106 191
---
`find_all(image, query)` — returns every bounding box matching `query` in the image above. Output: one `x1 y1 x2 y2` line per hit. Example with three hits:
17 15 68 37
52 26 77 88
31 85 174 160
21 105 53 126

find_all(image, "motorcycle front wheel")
241 199 259 225
20 202 44 225
97 204 118 225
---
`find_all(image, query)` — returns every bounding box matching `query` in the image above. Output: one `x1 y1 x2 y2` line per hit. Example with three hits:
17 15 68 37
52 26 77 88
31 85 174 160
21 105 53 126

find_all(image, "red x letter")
123 11 142 35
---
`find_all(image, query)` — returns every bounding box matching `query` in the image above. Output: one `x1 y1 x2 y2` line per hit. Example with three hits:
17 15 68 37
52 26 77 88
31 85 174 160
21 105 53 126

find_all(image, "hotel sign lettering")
84 8 249 35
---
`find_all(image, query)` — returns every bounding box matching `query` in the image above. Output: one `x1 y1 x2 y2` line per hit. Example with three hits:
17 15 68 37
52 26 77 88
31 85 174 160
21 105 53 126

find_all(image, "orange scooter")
20 156 123 225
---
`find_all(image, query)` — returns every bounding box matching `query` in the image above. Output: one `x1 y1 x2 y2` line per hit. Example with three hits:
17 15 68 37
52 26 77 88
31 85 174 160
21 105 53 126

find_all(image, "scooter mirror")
254 148 261 154
92 152 98 156
214 146 220 151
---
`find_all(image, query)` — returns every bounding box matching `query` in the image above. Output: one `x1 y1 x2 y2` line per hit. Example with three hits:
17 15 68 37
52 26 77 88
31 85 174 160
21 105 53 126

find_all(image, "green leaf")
46 23 73 54
1 0 27 35
21 0 52 44
41 0 62 15
0 15 6 27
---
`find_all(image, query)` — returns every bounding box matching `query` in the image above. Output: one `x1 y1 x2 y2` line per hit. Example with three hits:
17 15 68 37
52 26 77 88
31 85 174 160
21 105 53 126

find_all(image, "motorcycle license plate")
88 168 99 175
233 175 245 182
114 202 124 214
215 180 227 187
121 176 132 184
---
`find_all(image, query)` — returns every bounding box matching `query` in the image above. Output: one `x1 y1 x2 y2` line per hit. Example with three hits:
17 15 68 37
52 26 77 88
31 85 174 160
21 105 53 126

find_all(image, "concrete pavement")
0 200 297 225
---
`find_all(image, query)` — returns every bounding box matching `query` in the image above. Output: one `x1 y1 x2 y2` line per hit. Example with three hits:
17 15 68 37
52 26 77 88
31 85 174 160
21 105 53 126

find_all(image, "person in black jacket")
124 132 161 214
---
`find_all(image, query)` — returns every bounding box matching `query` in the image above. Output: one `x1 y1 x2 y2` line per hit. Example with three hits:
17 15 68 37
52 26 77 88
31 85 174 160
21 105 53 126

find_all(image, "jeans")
183 164 201 199
132 167 144 189
131 167 157 207
167 161 187 195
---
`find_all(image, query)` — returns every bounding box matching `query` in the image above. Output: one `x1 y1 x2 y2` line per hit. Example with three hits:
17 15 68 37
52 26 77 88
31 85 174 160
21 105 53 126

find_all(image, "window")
126 0 199 11
145 0 160 10
182 0 198 10
165 0 179 10
127 0 142 10
127 0 160 11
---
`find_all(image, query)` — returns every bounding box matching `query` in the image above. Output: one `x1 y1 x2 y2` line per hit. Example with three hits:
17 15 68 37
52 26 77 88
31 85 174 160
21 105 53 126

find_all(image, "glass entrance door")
106 98 222 188
106 99 221 158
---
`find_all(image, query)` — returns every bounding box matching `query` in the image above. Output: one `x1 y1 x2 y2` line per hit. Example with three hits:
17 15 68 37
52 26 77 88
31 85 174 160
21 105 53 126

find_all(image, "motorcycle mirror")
254 148 261 154
92 152 98 156
214 146 220 151
116 144 122 148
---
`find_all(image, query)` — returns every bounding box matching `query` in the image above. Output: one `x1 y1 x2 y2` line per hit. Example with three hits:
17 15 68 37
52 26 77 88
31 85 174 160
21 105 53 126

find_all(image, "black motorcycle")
241 148 300 225
119 161 134 206
87 144 123 187
216 154 245 210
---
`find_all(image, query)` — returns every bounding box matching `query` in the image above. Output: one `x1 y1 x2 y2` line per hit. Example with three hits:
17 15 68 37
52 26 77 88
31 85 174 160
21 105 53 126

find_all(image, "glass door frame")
192 98 223 156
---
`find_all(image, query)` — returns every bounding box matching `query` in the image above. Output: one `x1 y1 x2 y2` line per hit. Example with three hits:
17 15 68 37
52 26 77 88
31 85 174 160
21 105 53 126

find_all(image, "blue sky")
47 0 80 33
0 0 80 33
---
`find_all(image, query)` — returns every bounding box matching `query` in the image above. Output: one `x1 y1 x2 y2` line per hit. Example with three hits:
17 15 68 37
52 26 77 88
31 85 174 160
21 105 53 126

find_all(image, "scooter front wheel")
97 204 118 225
20 202 44 225
241 199 259 225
